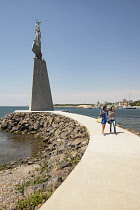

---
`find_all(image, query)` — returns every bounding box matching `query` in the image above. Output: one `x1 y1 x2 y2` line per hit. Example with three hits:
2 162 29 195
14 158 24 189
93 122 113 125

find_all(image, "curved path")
39 111 140 210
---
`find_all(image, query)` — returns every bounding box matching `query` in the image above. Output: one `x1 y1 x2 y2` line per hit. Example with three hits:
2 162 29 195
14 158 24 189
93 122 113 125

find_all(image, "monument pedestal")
29 58 54 111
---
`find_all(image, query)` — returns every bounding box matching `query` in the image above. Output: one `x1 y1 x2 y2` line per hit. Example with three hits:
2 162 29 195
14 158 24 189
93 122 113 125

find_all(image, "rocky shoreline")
116 124 140 137
0 112 89 209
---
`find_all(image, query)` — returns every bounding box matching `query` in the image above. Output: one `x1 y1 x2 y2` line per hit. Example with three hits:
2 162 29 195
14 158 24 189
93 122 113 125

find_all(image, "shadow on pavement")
105 132 124 135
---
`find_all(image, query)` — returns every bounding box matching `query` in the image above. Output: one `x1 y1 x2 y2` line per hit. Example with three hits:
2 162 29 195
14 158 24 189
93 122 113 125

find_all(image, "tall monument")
29 21 54 111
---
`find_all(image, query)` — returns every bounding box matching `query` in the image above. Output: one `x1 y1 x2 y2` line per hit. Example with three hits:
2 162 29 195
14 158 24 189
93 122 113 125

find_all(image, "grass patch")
69 155 80 165
0 164 8 171
16 190 52 210
15 174 51 194
39 161 53 173
64 153 81 166
15 183 25 195
26 174 49 186
15 161 52 194
81 126 87 130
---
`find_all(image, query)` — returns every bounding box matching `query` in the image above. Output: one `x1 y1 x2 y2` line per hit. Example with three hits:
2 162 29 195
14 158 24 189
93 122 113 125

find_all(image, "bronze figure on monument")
30 21 54 111
32 21 42 59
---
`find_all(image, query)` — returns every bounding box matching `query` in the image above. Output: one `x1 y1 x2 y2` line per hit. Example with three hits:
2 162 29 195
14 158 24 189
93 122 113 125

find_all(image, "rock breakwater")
0 112 89 209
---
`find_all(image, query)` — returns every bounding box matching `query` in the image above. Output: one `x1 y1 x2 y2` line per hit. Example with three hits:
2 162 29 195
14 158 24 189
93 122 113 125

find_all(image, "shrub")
17 191 52 209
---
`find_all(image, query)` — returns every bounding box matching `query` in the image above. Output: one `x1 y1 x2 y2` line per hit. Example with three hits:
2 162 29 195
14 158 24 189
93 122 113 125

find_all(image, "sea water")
0 106 140 164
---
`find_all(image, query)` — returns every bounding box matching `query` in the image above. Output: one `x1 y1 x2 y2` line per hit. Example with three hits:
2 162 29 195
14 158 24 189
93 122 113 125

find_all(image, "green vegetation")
69 155 81 166
0 164 8 171
54 103 94 107
64 153 81 166
15 183 25 195
104 101 114 105
81 126 87 130
54 102 116 107
26 174 49 186
16 190 52 210
39 161 53 173
15 174 50 194
15 161 53 209
15 161 52 195
130 100 140 106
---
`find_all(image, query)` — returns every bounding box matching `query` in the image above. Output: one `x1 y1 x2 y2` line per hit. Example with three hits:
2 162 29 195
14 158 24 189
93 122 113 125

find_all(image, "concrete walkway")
40 111 140 210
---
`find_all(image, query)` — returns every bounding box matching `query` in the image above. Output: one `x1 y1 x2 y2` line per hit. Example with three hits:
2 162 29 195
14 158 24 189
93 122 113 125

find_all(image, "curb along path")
40 111 140 210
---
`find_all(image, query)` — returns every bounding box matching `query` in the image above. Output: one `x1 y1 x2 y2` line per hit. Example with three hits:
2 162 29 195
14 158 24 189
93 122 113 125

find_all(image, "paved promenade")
38 111 140 210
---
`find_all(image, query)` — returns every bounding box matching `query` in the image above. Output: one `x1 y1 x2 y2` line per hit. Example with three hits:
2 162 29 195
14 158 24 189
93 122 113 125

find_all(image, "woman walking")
100 105 108 135
108 106 117 134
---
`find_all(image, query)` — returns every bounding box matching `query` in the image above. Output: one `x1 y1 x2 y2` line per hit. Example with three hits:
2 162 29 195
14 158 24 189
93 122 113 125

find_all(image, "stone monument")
29 21 54 111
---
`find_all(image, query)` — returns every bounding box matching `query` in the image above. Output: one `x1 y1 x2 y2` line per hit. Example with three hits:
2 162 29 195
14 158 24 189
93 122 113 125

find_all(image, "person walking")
100 105 108 135
108 106 117 134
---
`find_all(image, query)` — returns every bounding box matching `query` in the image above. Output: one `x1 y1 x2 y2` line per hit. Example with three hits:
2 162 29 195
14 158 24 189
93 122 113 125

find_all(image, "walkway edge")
38 111 140 210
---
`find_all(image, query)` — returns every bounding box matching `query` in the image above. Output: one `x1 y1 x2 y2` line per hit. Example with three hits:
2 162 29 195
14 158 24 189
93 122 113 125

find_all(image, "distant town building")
115 99 129 107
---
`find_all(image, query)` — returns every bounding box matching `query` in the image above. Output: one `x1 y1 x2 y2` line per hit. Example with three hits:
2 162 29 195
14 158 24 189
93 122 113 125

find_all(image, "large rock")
59 161 72 169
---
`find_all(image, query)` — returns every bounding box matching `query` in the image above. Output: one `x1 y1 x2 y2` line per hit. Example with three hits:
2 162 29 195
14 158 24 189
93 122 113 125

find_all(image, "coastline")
40 111 140 210
0 113 140 210
0 112 89 209
0 118 139 170
0 111 139 209
0 106 140 133
116 124 140 137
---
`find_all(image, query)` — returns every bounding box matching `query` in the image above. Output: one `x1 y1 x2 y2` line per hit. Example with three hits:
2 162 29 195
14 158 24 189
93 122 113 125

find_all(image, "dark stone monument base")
30 58 54 111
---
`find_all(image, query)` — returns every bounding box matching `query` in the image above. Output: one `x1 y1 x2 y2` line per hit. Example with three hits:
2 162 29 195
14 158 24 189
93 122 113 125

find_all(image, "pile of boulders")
0 112 89 156
0 112 89 209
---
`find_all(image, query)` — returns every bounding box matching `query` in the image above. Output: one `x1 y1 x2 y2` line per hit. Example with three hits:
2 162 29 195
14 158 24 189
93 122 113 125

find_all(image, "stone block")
30 58 54 111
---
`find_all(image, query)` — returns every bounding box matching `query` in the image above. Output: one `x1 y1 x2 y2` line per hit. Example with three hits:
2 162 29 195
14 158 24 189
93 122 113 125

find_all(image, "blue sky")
0 0 140 105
